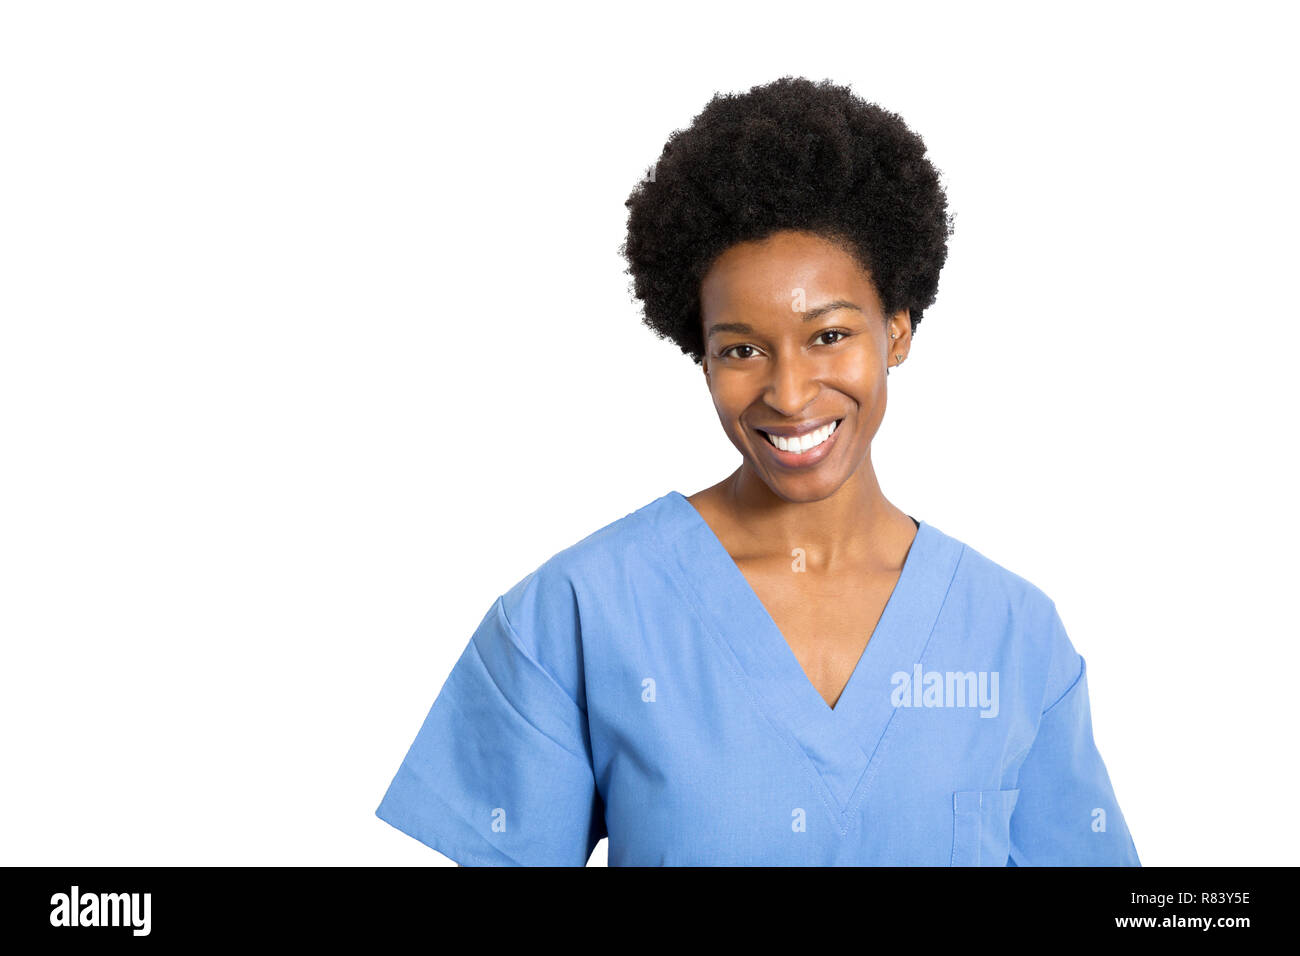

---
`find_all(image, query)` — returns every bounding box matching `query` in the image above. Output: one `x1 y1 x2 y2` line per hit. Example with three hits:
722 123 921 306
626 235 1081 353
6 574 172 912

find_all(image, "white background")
3 0 1296 867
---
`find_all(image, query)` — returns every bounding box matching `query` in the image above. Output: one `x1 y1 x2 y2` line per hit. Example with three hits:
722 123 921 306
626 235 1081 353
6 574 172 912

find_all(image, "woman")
375 77 1140 866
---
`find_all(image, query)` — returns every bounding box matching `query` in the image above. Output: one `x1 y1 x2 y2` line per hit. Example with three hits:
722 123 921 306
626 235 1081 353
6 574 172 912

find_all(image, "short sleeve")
1008 602 1141 866
375 583 606 866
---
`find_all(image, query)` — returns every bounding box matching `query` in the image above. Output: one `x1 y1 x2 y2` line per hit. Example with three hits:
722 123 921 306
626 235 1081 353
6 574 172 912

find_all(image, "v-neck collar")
648 490 965 829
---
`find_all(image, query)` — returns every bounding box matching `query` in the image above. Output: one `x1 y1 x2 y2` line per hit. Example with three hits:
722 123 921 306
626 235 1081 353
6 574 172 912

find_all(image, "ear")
888 309 911 344
888 310 911 360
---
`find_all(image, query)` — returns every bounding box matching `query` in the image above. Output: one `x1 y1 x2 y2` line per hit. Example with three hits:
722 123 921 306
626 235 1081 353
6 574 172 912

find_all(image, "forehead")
700 231 879 320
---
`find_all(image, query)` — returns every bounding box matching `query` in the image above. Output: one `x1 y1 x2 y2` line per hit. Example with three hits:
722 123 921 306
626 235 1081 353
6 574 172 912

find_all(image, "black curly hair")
621 76 954 366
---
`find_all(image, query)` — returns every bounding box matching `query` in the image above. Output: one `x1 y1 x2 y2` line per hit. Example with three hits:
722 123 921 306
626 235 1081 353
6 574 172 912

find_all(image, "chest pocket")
951 789 1020 866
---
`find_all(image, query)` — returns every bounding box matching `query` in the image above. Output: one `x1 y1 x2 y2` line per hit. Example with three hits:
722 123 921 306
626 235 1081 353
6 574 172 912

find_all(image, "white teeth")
763 420 838 453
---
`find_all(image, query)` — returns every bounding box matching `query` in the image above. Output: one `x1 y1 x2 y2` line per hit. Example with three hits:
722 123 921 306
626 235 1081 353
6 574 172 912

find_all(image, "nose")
762 349 820 418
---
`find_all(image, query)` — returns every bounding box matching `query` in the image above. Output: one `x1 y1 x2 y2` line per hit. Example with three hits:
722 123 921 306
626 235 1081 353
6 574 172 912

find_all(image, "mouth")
752 418 844 468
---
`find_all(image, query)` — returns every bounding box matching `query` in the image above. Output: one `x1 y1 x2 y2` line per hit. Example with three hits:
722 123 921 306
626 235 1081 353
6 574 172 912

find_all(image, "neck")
714 460 911 570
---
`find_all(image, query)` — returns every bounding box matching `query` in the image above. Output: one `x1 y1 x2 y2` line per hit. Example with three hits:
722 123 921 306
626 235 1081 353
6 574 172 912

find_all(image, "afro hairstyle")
621 76 954 365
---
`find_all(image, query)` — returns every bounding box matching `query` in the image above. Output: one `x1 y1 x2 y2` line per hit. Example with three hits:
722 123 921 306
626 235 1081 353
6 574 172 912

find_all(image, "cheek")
858 378 889 438
835 355 884 404
835 360 887 437
708 376 749 419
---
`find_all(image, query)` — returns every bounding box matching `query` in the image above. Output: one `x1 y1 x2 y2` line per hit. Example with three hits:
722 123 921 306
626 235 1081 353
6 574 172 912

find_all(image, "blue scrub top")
376 491 1140 866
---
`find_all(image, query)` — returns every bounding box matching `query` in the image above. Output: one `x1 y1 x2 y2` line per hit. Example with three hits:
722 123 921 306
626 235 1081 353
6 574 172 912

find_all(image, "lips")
750 417 845 467
752 416 841 439
757 419 840 453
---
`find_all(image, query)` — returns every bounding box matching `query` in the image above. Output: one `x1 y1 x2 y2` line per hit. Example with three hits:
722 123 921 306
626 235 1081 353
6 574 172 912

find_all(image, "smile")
758 419 840 454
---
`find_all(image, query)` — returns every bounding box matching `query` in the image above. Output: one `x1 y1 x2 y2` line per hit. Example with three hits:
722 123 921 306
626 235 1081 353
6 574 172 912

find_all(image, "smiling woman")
374 76 1140 867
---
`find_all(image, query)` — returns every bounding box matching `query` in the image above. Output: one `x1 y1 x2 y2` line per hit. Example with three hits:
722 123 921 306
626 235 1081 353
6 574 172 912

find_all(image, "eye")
815 329 851 347
720 344 760 360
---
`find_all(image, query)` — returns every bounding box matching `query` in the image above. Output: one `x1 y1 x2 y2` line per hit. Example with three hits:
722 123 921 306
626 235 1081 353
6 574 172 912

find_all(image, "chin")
754 470 846 504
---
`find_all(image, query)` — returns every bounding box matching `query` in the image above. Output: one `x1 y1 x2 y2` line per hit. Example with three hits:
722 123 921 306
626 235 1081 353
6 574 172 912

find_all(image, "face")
699 230 910 503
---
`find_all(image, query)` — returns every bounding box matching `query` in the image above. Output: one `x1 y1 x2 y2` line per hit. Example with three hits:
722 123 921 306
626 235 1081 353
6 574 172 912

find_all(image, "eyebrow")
706 299 865 337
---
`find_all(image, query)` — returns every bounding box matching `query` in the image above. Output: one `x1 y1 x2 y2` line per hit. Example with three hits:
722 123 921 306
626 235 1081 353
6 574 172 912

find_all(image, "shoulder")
942 528 1057 622
487 494 673 692
499 492 671 625
932 523 1083 707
